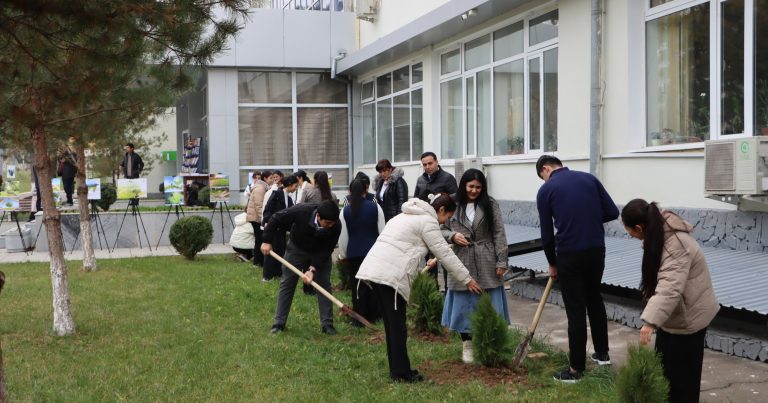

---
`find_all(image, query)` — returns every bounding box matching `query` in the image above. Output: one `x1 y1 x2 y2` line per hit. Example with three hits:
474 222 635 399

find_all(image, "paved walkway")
0 243 233 263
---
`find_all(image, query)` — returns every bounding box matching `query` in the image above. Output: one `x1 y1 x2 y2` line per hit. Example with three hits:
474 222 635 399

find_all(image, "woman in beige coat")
622 199 719 403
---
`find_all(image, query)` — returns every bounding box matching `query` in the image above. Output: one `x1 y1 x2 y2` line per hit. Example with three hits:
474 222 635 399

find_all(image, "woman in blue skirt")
441 169 509 363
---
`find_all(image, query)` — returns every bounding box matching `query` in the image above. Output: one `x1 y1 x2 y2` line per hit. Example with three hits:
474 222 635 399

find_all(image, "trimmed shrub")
169 216 213 260
96 182 117 211
471 293 513 367
616 344 670 403
409 272 443 335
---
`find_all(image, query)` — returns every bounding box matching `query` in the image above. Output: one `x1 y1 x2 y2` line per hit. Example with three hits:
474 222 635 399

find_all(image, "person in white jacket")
356 194 482 383
230 212 255 262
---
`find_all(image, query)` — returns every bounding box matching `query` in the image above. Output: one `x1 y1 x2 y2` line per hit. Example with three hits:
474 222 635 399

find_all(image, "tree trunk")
32 126 76 336
0 340 7 403
75 142 97 272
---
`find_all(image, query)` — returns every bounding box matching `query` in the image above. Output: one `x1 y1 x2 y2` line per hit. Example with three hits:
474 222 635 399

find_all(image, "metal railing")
250 0 351 12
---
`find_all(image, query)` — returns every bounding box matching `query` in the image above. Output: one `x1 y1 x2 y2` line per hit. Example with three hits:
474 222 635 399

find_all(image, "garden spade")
269 251 374 329
511 276 555 369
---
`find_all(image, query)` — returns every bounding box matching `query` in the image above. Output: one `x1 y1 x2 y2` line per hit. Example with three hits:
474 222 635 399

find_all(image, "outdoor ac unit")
355 0 379 22
454 158 483 180
704 136 768 195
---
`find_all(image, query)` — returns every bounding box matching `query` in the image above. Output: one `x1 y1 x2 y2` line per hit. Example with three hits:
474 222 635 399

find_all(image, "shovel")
511 276 555 369
269 250 375 329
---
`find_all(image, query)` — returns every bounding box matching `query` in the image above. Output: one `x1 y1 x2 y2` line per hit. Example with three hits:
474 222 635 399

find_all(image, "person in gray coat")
441 169 509 364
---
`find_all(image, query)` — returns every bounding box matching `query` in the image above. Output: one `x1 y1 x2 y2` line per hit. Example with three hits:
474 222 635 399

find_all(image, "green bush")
96 182 117 211
471 293 513 367
616 344 669 403
409 272 443 335
169 216 213 260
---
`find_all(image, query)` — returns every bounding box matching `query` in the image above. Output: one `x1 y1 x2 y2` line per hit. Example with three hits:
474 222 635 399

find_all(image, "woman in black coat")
261 175 299 281
373 159 409 222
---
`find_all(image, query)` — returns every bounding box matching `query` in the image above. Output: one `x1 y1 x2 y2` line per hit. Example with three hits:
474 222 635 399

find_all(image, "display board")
86 178 101 200
209 174 230 202
116 178 148 199
163 176 184 205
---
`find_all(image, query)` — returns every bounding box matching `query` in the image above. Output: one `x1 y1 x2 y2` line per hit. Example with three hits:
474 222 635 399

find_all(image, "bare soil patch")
420 360 529 391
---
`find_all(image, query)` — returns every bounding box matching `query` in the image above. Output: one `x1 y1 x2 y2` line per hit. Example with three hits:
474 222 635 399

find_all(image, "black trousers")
372 282 411 379
656 327 707 403
273 242 333 329
557 247 609 372
62 176 75 204
250 222 263 266
263 231 285 280
233 247 253 261
347 257 380 323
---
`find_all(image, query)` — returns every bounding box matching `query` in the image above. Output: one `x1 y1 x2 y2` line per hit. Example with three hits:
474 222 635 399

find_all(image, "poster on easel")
86 178 101 200
0 196 19 211
116 178 148 200
51 178 63 206
6 165 15 179
163 176 184 205
209 174 230 202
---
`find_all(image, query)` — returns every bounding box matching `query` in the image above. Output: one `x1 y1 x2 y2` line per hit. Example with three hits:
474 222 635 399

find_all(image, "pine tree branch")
43 103 143 126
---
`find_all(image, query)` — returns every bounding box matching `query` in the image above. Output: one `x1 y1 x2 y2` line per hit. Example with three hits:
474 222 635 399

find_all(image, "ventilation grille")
705 142 736 192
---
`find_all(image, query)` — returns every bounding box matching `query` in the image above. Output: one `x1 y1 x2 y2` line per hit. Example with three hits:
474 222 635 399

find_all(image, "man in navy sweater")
535 155 619 383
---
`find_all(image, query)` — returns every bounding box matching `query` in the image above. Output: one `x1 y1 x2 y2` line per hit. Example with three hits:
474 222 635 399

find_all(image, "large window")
646 0 768 146
439 10 559 159
360 62 424 164
238 71 349 186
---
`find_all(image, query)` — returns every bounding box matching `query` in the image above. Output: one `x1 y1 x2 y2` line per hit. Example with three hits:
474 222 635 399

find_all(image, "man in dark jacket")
413 151 457 201
535 155 619 383
120 143 144 179
261 201 342 335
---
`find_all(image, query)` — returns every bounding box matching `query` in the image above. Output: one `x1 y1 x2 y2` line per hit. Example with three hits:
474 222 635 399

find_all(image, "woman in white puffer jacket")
230 212 255 262
356 194 481 383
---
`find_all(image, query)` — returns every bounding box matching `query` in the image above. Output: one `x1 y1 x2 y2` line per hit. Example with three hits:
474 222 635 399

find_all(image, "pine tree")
409 272 444 335
616 344 670 403
471 293 513 367
0 0 248 336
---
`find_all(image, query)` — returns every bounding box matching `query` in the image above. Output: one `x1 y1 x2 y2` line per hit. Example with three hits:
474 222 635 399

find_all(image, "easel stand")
156 204 185 248
112 198 152 251
210 201 234 244
0 210 31 255
69 201 110 253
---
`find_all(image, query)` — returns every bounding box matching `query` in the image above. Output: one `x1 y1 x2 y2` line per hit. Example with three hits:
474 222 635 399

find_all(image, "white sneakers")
462 340 474 364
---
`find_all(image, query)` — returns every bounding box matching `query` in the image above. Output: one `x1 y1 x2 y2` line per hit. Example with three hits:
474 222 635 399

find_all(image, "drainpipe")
589 0 603 176
329 51 352 182
330 51 347 80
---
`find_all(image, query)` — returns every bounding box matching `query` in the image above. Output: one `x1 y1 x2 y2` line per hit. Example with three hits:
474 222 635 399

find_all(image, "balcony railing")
250 0 351 12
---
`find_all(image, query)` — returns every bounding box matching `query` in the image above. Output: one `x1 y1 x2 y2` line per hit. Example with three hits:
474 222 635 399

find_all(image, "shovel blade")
340 305 375 329
511 332 534 369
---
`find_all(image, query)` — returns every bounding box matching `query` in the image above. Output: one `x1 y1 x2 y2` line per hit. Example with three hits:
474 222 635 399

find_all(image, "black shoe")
590 352 611 366
392 369 424 383
269 325 285 335
321 325 337 335
553 368 582 384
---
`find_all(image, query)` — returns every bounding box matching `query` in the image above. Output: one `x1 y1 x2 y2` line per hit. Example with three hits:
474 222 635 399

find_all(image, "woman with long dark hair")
338 179 385 325
373 159 409 221
356 194 482 383
441 168 508 363
621 199 719 403
313 171 338 204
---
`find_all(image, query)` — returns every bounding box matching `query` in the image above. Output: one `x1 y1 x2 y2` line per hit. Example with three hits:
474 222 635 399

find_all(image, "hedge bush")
471 293 513 367
409 272 443 335
169 216 213 260
616 344 669 403
96 182 117 211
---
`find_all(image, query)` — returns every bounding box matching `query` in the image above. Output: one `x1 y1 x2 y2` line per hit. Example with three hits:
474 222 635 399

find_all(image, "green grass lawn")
0 255 618 401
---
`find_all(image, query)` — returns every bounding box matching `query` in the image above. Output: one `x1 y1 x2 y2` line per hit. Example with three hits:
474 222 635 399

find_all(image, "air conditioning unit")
355 0 379 22
704 137 768 196
454 158 483 180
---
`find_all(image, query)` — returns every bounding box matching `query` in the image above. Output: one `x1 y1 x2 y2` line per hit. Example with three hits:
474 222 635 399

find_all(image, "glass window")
466 76 475 155
756 2 768 135
464 34 491 71
441 49 461 75
377 98 393 160
412 63 423 84
529 58 541 150
494 22 524 61
238 107 293 165
721 0 744 135
494 60 525 155
543 49 558 152
650 0 675 7
296 73 347 104
377 73 392 97
361 81 374 101
411 89 423 161
646 3 710 146
393 93 411 162
238 72 292 103
529 10 559 46
362 103 376 164
441 78 462 159
297 108 348 165
393 66 410 93
477 69 492 156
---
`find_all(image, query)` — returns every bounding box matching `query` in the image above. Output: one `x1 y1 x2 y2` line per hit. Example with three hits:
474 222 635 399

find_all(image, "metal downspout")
589 0 603 176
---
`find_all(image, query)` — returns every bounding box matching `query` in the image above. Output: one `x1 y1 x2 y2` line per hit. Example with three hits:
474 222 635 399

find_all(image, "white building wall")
141 109 178 196
206 69 241 191
358 0 451 48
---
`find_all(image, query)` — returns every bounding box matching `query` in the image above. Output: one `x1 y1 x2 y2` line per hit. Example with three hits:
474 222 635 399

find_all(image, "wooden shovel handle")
529 276 555 333
269 250 344 309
